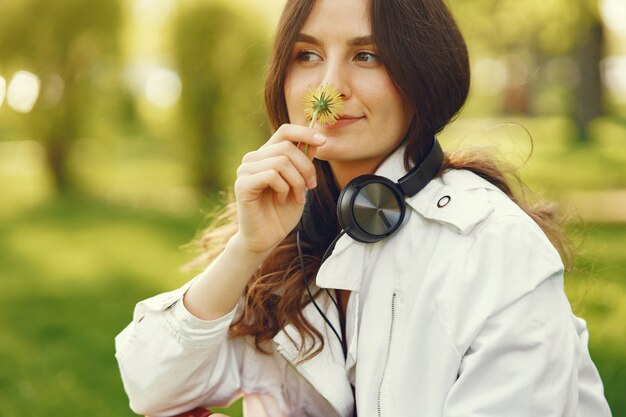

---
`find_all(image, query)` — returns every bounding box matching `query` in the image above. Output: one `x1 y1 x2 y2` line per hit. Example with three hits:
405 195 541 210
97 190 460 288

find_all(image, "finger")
262 124 326 150
240 142 318 189
235 170 294 205
297 142 320 160
237 156 308 200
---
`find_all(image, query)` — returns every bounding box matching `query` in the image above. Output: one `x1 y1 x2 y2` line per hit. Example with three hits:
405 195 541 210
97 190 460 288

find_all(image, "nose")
321 57 351 100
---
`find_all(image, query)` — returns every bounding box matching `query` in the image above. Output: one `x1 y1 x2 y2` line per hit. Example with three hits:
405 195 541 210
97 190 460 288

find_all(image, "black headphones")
300 138 444 245
295 139 443 359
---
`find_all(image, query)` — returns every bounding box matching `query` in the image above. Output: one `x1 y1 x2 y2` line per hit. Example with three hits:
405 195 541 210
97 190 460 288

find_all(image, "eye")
296 50 322 62
355 51 378 63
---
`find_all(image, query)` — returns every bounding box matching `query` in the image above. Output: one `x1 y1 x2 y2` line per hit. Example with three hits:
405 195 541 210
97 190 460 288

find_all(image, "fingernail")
313 133 326 144
309 176 317 188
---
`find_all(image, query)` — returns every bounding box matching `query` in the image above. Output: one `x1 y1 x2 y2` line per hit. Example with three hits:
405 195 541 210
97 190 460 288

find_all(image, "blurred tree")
573 21 604 140
172 2 269 194
0 0 122 193
449 0 603 141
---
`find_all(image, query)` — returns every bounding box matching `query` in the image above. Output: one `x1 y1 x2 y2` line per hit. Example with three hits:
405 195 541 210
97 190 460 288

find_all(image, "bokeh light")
144 68 182 108
132 0 175 25
473 58 508 95
602 56 626 101
601 0 626 35
42 73 65 107
124 60 183 108
7 70 41 113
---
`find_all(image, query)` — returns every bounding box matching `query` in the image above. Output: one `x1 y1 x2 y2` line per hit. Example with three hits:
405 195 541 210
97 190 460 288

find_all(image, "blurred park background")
0 0 625 415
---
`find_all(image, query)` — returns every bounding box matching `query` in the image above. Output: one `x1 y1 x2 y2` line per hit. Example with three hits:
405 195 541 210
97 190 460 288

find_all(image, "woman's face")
284 0 413 187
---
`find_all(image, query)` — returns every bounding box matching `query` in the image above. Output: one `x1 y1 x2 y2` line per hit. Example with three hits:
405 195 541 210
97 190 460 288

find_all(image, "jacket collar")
405 169 499 234
315 141 502 292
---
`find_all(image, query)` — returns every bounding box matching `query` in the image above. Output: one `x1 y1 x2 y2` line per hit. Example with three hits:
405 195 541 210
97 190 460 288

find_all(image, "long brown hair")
192 0 571 359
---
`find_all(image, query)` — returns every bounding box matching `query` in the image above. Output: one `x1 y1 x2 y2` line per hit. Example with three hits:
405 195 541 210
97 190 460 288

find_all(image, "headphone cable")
296 229 348 359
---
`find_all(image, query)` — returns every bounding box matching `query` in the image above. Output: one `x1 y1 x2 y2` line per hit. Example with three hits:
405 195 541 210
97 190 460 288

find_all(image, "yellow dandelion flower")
301 83 344 154
303 83 344 128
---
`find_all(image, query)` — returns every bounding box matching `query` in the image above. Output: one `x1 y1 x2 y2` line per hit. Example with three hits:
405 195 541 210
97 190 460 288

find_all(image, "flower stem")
304 109 320 155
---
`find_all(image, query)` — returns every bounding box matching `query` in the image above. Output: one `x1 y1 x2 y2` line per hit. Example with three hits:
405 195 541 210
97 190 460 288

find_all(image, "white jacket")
115 145 612 417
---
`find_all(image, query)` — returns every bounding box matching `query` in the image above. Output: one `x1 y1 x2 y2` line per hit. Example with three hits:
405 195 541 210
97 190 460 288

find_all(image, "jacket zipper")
276 347 343 417
377 292 397 417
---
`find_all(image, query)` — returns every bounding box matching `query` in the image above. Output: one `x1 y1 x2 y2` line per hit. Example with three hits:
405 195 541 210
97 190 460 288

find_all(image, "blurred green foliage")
0 0 123 192
172 1 269 193
439 116 626 192
448 0 598 55
448 0 605 140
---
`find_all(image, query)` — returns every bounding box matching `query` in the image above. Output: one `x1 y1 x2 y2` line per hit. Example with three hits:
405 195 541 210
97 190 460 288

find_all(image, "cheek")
367 75 413 146
370 76 408 124
284 73 307 123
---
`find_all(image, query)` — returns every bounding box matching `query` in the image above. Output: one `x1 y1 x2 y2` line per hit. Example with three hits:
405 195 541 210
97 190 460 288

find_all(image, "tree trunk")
573 21 604 141
45 137 72 194
194 124 222 195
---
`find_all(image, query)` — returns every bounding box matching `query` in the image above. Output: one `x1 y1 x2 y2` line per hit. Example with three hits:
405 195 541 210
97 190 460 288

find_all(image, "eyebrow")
295 33 375 47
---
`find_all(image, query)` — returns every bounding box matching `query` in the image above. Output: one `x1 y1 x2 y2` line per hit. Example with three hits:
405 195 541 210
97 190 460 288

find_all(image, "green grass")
0 196 247 417
0 196 624 416
565 223 626 414
0 197 197 416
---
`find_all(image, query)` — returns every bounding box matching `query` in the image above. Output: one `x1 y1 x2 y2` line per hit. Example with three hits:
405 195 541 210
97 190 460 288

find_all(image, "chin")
313 145 339 162
315 141 363 161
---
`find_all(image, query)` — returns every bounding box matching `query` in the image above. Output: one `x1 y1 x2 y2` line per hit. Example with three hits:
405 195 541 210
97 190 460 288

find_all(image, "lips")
322 115 364 129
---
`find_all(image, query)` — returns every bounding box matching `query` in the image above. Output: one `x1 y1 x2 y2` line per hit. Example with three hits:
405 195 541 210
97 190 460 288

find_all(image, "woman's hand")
233 124 325 254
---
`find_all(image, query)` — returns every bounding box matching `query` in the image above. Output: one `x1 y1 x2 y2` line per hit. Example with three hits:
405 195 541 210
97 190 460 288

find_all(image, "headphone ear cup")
338 175 406 243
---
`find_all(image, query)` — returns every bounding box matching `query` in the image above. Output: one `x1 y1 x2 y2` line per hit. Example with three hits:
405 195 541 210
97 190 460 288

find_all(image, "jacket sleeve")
442 214 611 417
114 277 245 417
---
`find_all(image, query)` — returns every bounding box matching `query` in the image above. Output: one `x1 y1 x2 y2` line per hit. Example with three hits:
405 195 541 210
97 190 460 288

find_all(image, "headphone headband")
397 139 444 196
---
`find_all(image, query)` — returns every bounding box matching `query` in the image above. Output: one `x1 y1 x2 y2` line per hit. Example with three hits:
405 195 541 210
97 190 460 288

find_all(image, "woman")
115 0 612 416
